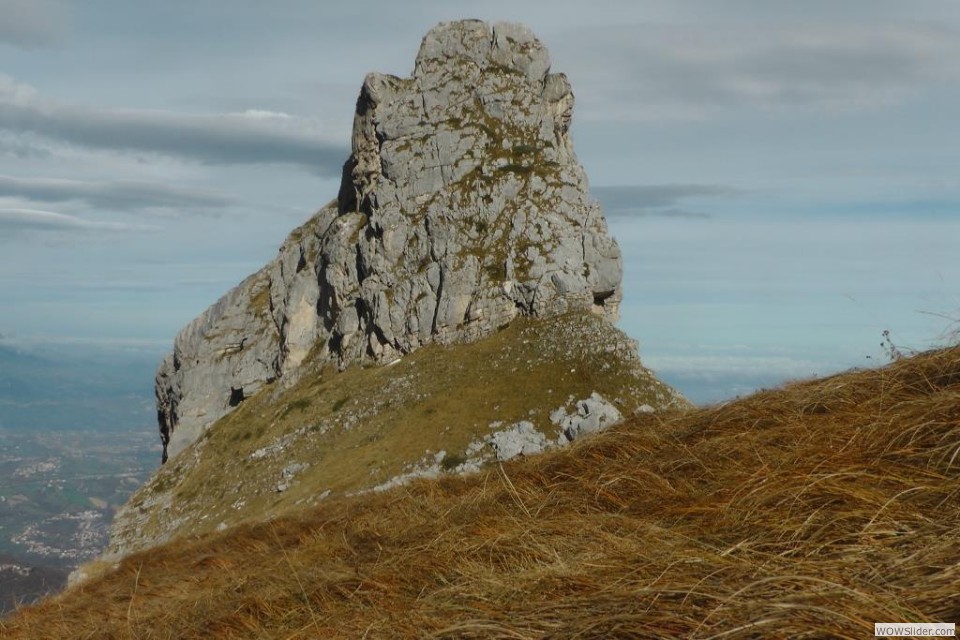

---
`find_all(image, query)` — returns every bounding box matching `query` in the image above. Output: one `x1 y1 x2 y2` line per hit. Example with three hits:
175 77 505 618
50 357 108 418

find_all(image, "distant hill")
0 345 155 431
0 346 48 398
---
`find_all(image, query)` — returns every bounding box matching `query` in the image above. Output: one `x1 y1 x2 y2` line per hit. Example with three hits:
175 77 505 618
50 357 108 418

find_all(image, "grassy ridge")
4 346 959 638
107 312 683 555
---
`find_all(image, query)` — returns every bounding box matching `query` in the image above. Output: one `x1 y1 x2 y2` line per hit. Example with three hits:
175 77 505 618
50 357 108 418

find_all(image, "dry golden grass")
4 346 959 639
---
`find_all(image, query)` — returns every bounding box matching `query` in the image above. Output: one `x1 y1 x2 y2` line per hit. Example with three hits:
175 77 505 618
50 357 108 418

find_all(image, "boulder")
552 392 624 442
487 421 550 461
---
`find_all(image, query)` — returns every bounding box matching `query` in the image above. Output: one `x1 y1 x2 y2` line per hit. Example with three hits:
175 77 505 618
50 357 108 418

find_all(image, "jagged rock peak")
415 20 551 84
155 19 623 462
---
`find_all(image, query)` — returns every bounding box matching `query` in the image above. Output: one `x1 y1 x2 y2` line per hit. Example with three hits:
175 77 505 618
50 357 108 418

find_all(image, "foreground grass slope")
5 346 959 638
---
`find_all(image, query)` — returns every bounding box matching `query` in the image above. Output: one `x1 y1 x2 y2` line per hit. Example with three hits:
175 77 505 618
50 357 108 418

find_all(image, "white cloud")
0 75 349 172
234 109 293 120
0 174 233 213
593 184 740 219
0 208 159 232
645 353 836 380
563 23 960 121
0 333 170 350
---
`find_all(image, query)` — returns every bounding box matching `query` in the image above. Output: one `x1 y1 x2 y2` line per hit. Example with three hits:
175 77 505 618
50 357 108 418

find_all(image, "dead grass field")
3 346 958 638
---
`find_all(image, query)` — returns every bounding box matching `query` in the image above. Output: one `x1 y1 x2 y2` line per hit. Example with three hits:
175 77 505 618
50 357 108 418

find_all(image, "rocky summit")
106 19 688 560
157 19 625 463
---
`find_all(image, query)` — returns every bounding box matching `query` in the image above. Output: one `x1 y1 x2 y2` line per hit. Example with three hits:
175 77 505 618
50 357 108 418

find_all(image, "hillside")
107 311 684 556
4 345 958 638
0 553 66 616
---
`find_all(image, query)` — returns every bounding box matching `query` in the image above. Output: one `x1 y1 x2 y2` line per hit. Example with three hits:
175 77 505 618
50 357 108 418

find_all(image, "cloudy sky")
2 0 958 403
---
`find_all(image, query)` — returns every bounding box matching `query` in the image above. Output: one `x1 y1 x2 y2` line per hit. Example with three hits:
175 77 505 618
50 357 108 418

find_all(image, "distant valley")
0 344 158 613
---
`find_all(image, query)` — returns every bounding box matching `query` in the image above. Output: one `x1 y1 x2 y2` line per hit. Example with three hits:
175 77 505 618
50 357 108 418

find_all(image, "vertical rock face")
156 20 623 462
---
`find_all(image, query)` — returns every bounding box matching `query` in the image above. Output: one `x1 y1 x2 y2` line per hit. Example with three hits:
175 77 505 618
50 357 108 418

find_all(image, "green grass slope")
4 344 958 638
106 311 685 555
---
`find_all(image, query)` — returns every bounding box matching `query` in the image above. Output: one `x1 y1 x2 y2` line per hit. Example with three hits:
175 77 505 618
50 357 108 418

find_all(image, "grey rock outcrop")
155 20 623 462
552 392 623 442
487 421 550 461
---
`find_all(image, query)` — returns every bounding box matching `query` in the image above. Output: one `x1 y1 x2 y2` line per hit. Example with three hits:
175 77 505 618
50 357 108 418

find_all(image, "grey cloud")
644 208 712 220
563 24 960 120
0 0 67 48
0 175 233 213
0 132 53 159
0 76 349 173
593 184 740 219
35 276 238 293
0 208 159 232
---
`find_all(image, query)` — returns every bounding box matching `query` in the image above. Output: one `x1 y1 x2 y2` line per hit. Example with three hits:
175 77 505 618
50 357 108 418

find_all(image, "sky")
1 0 959 403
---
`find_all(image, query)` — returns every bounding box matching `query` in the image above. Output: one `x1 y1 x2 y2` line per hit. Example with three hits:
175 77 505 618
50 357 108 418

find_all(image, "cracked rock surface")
156 20 624 462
